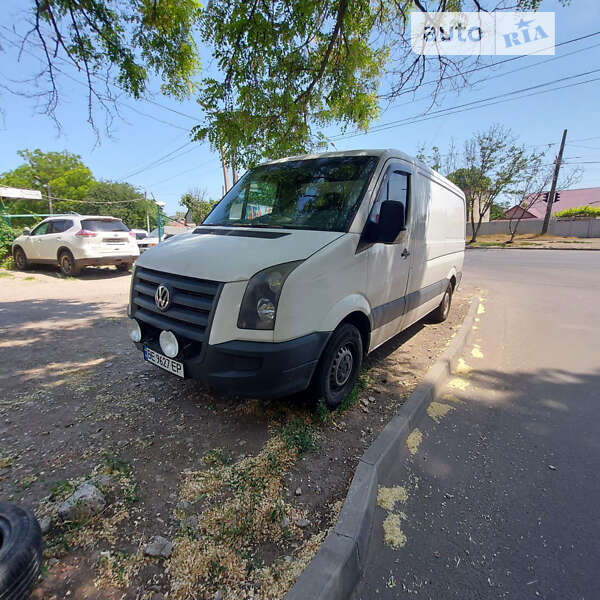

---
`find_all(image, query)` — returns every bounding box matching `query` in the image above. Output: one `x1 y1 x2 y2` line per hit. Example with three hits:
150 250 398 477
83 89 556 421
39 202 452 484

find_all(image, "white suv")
12 215 140 276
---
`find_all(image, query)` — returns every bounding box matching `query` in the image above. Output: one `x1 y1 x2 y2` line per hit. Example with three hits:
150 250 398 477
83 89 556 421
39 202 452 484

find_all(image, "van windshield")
202 155 378 232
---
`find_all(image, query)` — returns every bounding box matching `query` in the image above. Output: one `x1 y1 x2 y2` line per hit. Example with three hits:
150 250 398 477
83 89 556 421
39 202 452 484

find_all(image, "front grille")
130 266 222 344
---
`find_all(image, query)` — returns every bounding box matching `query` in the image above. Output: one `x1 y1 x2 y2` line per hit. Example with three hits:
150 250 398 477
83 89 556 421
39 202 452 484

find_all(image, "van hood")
135 227 344 282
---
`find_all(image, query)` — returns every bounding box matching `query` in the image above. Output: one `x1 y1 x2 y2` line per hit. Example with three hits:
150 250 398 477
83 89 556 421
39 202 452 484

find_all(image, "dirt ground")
0 265 475 600
468 233 600 249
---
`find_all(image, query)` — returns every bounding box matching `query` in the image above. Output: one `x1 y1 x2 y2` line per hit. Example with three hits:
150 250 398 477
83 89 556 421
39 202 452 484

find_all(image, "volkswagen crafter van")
127 150 465 408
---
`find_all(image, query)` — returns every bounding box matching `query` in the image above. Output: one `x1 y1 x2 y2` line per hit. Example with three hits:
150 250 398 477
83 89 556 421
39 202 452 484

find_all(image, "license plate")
144 346 184 378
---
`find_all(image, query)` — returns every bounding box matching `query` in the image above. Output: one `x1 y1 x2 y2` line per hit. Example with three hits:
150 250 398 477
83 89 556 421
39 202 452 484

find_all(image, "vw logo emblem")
155 284 171 311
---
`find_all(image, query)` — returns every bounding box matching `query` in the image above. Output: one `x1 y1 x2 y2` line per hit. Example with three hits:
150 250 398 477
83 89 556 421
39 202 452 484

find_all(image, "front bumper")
76 255 137 267
135 332 330 398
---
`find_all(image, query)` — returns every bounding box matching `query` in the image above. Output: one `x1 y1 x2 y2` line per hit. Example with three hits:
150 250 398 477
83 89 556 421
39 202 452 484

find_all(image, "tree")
180 187 217 224
2 0 201 132
448 125 535 243
490 202 510 221
3 1 568 158
506 159 581 243
80 181 159 230
0 149 95 214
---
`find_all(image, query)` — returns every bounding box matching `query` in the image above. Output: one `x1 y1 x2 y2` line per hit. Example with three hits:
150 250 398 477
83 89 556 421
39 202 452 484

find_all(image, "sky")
1 0 599 217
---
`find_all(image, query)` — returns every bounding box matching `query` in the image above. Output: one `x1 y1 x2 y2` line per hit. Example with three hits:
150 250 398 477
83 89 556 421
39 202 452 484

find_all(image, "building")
505 187 600 220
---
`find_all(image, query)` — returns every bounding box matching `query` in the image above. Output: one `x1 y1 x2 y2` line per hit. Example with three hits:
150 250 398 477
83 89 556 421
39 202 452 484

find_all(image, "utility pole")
221 145 231 193
144 190 150 232
541 129 567 235
46 183 53 215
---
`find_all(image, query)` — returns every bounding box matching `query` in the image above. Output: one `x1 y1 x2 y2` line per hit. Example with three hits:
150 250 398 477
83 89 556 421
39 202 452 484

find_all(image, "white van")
127 150 465 408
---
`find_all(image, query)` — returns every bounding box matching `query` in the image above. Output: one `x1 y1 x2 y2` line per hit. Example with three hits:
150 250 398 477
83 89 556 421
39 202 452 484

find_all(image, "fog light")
127 319 142 342
159 330 179 358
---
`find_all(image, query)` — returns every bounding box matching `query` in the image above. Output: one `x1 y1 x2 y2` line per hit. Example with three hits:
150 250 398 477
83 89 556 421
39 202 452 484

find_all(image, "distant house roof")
505 187 600 219
0 186 43 201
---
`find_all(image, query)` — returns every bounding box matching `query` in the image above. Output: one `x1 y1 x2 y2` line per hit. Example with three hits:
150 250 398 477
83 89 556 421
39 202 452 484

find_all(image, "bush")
0 219 21 266
554 206 600 219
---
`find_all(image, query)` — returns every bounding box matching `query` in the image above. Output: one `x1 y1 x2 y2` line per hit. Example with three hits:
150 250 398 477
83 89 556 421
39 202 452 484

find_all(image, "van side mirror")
367 201 406 244
22 227 31 236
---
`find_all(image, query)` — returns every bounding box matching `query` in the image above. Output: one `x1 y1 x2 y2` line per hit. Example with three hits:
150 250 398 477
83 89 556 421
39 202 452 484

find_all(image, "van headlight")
237 261 303 330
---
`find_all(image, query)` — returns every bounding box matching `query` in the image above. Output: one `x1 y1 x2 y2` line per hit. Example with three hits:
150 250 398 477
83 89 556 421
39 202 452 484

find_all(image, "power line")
382 35 600 114
330 70 600 141
119 141 196 180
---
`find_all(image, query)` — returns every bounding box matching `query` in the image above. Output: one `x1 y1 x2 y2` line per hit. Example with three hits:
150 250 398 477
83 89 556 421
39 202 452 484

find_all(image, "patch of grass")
312 399 329 425
336 369 371 414
24 275 36 281
0 271 14 278
203 448 232 466
280 418 320 456
49 479 76 501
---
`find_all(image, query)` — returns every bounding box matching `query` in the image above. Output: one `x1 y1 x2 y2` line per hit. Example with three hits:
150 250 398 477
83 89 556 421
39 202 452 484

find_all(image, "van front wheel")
314 323 363 410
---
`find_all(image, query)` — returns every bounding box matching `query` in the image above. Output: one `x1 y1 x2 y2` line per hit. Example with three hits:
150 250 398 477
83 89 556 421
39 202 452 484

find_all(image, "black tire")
58 250 80 276
430 281 453 323
116 263 131 271
0 503 43 600
313 323 363 410
13 247 28 271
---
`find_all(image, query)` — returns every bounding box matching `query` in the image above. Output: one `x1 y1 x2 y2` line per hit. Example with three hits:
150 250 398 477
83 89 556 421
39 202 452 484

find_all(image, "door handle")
401 248 410 258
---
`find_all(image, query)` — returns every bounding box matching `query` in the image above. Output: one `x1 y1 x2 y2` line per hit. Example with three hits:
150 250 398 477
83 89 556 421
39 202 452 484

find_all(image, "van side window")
369 167 410 226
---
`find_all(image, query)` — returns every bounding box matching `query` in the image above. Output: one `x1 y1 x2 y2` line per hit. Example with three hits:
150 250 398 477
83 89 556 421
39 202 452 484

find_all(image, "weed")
24 275 35 281
280 418 320 456
0 271 14 278
312 399 330 425
203 447 232 466
336 369 371 414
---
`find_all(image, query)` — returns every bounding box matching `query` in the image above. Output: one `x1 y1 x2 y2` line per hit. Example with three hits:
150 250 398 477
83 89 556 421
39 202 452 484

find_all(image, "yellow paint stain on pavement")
455 358 472 375
477 303 485 315
406 428 423 455
448 377 470 391
427 402 455 423
471 344 484 359
377 486 408 511
442 393 463 404
383 513 407 549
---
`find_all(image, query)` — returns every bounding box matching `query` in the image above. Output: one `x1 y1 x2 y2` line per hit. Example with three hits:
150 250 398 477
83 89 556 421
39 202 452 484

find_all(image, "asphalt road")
353 249 600 600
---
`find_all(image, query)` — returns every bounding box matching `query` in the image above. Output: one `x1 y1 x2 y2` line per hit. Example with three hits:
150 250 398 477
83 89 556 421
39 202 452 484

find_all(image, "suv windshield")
202 155 379 232
81 219 129 232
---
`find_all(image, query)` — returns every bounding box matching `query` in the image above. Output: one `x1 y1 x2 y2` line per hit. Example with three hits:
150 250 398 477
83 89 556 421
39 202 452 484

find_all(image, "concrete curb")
285 298 479 600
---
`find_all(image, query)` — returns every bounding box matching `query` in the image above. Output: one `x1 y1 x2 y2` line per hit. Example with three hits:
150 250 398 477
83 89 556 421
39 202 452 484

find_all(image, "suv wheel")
13 247 28 270
116 263 131 272
0 502 43 600
313 323 363 410
58 250 80 276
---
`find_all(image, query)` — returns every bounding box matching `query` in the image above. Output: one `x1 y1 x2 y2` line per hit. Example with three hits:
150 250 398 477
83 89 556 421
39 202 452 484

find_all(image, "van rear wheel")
430 281 453 323
313 323 363 410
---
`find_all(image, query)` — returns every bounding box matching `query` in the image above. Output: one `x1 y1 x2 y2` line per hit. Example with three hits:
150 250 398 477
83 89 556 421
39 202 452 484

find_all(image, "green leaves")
193 0 386 168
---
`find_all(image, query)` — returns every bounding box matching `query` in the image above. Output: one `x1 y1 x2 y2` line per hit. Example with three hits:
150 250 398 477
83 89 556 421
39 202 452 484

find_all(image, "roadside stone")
58 483 106 522
281 516 290 529
90 474 113 488
144 535 173 559
296 518 310 529
183 515 198 531
39 515 52 535
213 591 223 600
284 555 293 562
176 500 192 513
368 396 376 403
360 398 369 408
295 487 302 496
